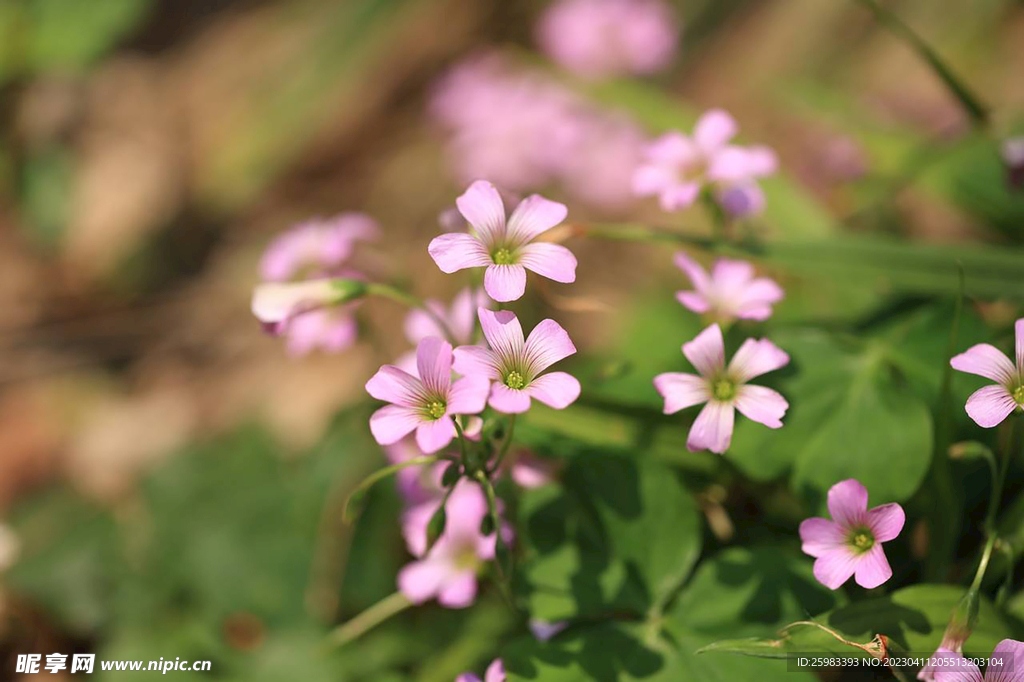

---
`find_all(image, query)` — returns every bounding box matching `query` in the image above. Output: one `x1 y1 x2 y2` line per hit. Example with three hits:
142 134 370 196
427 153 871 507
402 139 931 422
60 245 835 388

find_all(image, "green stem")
488 414 517 475
853 0 988 126
326 591 411 647
577 222 726 252
343 456 442 522
970 533 998 593
366 282 457 344
474 471 516 610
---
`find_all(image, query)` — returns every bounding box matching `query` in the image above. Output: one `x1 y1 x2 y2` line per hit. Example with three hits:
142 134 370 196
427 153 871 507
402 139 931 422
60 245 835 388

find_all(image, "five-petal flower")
673 252 784 322
950 318 1024 428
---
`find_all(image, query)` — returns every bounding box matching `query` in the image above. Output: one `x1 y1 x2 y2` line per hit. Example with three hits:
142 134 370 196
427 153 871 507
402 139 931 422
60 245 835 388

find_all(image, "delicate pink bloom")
632 109 777 214
365 337 490 454
429 181 576 302
950 319 1024 428
454 308 581 414
260 213 377 282
406 288 491 347
456 659 506 682
799 479 905 590
926 639 1024 681
529 620 569 642
279 307 358 357
251 279 365 356
654 323 788 453
398 481 496 609
673 252 783 322
537 0 678 80
558 114 647 212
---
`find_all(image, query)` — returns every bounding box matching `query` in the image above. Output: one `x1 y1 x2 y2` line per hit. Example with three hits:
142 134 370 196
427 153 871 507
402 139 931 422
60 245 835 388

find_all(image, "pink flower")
406 288 491 347
260 213 377 282
632 109 777 214
279 307 358 357
654 324 788 453
673 252 784 322
398 481 496 609
536 0 678 80
251 279 366 357
454 308 581 414
428 181 576 302
799 479 905 590
456 659 506 682
385 438 445 509
950 319 1024 428
926 639 1024 681
365 337 490 453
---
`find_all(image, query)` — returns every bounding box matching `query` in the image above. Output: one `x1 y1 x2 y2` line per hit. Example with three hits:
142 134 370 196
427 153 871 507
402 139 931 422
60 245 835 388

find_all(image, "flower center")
426 400 447 420
1013 385 1024 405
713 379 736 401
849 528 875 553
504 370 525 390
454 545 479 571
492 247 516 265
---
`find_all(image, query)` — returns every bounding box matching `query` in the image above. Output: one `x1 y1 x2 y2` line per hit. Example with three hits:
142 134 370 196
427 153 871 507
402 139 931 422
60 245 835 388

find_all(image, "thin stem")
327 591 411 647
489 414 517 475
574 222 727 252
453 418 470 466
366 282 457 344
474 471 516 610
969 533 998 593
343 455 442 522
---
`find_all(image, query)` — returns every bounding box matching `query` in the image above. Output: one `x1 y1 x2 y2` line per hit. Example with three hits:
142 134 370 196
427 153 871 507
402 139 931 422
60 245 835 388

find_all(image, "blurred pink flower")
673 252 783 322
924 639 1024 681
251 279 365 358
385 438 446 509
536 0 678 80
259 213 377 282
366 337 490 453
632 109 777 214
799 479 905 590
429 181 576 302
654 323 788 453
455 308 581 414
279 307 358 357
398 481 496 609
950 319 1024 428
406 288 490 347
559 114 647 212
456 658 506 682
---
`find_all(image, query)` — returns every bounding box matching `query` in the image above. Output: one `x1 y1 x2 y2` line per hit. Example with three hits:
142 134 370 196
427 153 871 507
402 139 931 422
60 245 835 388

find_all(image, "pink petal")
706 146 755 183
853 545 892 588
489 384 532 413
449 287 488 344
369 405 421 445
965 385 1017 428
404 300 448 345
365 366 425 407
428 233 491 273
443 481 490 537
734 278 784 319
710 258 755 289
251 280 338 323
950 344 1016 385
1018 319 1024 374
733 384 788 428
526 372 581 409
437 570 478 608
686 400 735 454
478 308 525 360
931 655 983 682
397 558 447 603
799 517 845 558
484 659 506 682
455 180 507 246
653 372 709 414
484 264 527 302
812 547 859 590
448 376 491 414
693 108 738 153
416 337 453 395
717 182 766 218
519 243 577 284
673 252 712 293
455 674 482 682
827 479 869 529
524 319 576 374
645 131 697 165
866 503 905 543
728 338 790 382
682 324 726 378
453 345 501 380
415 416 456 454
632 164 675 196
745 146 778 176
659 181 701 211
505 194 568 246
285 310 357 357
987 639 1024 682
676 291 711 314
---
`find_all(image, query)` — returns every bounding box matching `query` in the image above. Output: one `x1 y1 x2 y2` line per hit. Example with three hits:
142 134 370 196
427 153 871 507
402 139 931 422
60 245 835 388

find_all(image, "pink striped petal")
950 344 1016 385
526 372 581 409
965 385 1017 428
693 109 738 152
683 324 726 378
366 366 424 407
415 416 456 454
416 337 453 395
653 372 708 414
686 400 735 454
827 479 869 529
437 570 478 608
489 384 532 413
524 319 576 374
484 264 527 302
398 558 448 603
853 545 892 588
453 345 501 380
659 181 701 211
369 405 421 445
866 503 905 543
986 639 1024 682
931 654 983 682
456 180 506 246
519 243 577 284
728 338 790 382
734 384 788 428
673 252 712 294
448 376 491 415
428 233 491 273
799 517 845 558
478 309 525 360
812 547 859 590
676 291 711 314
506 194 568 245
